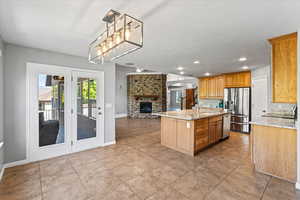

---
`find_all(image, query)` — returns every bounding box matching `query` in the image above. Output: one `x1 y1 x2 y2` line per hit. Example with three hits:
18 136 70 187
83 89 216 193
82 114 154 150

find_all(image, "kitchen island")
154 108 228 156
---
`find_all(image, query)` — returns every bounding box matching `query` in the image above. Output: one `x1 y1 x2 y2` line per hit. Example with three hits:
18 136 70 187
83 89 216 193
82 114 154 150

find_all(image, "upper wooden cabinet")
198 77 209 98
198 75 224 99
224 71 251 88
198 72 250 99
269 32 297 103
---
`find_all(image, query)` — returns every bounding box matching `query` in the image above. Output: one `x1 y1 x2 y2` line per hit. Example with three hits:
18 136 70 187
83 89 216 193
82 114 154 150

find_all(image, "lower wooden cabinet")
251 125 296 182
208 116 223 145
161 116 223 156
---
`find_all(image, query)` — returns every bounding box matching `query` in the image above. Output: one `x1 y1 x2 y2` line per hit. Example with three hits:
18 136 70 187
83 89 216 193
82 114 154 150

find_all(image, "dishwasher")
222 113 231 140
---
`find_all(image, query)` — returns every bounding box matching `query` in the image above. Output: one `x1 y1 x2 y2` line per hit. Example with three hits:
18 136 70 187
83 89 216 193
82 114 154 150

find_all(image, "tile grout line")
203 163 241 200
259 176 272 200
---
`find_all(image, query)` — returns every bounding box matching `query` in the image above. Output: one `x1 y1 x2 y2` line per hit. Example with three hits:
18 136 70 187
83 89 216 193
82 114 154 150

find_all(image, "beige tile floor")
1 118 300 200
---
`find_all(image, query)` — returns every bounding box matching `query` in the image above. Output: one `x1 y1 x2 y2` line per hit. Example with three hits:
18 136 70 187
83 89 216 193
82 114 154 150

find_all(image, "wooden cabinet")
215 75 225 98
198 72 251 100
208 116 223 144
194 119 209 151
198 76 224 99
268 32 297 103
251 125 297 182
199 78 209 98
224 71 251 88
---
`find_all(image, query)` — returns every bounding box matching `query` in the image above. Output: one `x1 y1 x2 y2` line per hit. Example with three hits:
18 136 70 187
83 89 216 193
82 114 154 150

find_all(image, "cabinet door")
270 33 297 103
208 122 216 144
216 120 223 141
195 119 209 151
216 76 224 98
208 78 216 97
199 78 208 98
225 74 234 88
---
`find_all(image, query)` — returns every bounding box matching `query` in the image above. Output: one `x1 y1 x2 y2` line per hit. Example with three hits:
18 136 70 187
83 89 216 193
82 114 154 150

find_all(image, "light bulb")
96 48 102 56
108 37 113 48
102 42 107 53
115 32 121 44
125 28 131 40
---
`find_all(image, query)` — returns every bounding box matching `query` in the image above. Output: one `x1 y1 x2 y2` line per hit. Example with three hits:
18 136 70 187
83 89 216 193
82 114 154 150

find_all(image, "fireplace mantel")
134 95 159 101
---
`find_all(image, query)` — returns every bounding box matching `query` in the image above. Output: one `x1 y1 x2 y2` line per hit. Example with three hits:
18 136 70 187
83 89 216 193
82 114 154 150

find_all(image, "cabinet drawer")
209 116 222 123
195 118 208 128
195 136 208 150
195 128 208 138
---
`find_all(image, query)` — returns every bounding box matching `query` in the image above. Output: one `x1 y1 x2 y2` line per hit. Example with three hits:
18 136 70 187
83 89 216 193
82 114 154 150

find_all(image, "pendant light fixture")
88 10 143 64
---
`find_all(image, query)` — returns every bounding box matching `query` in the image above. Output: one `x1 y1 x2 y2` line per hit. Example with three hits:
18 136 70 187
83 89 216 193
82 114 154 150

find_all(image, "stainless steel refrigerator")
224 88 251 133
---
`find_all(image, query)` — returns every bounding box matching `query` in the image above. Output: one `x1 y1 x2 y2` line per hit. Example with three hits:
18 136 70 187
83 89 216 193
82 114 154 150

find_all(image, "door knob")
98 112 102 115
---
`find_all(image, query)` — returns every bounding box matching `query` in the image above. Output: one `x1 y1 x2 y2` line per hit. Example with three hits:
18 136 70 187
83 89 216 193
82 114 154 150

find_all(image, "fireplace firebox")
140 102 152 113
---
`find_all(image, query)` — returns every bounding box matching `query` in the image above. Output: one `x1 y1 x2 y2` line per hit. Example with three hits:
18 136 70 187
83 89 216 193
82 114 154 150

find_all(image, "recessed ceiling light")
239 57 247 62
204 72 211 76
242 65 249 70
193 60 200 64
136 68 143 73
177 66 184 71
180 71 185 75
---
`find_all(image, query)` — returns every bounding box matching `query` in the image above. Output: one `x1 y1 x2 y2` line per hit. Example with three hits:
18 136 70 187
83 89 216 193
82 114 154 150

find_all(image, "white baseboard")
4 159 29 169
115 113 127 118
296 182 300 190
103 141 116 146
0 165 4 181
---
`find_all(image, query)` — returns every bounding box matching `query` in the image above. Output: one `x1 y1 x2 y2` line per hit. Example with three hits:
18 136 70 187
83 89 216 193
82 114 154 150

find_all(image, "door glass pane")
38 74 65 147
77 78 97 140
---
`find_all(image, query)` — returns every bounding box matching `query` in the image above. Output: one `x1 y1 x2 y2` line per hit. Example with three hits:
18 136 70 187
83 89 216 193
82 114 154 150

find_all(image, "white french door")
71 71 104 153
27 63 104 162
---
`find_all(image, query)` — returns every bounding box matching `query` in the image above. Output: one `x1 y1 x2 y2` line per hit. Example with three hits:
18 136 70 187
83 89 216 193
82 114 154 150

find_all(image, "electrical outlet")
187 122 191 128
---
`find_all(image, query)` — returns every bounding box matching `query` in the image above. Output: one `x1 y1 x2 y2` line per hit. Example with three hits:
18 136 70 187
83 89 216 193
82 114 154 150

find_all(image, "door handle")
98 112 102 115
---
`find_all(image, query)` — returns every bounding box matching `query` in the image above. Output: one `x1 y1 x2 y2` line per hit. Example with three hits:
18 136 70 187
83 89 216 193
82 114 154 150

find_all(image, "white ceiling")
0 0 300 77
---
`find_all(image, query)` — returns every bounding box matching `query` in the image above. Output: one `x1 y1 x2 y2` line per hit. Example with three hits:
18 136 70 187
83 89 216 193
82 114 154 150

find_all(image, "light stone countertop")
153 108 229 120
250 117 297 130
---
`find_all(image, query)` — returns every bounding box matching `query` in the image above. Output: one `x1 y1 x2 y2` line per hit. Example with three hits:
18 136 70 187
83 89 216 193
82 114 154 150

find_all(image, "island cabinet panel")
176 120 194 154
161 117 177 149
251 125 297 182
269 32 297 103
208 116 223 144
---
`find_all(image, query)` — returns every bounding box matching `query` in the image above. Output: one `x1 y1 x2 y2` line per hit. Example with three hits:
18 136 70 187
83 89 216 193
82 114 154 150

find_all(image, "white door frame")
26 62 104 162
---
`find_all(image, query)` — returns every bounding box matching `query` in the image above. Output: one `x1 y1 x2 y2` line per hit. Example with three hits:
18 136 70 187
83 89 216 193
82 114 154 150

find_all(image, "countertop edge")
249 121 297 130
152 112 228 121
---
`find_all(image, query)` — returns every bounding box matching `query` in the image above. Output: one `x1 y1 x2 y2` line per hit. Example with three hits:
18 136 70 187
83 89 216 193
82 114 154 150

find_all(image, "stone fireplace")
127 73 167 118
